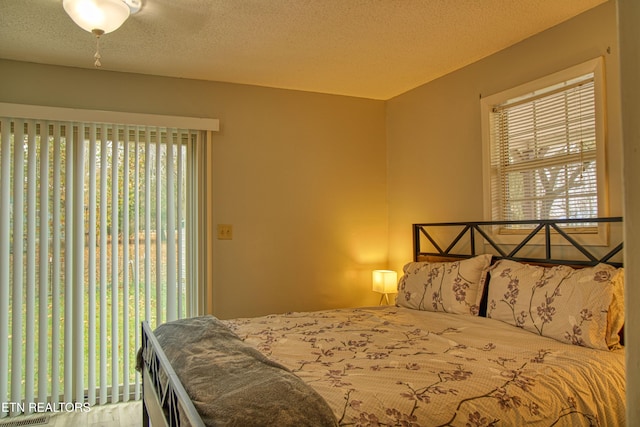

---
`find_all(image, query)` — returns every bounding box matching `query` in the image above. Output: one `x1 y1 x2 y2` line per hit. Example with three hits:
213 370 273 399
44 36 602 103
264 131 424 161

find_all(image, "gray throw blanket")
141 315 338 427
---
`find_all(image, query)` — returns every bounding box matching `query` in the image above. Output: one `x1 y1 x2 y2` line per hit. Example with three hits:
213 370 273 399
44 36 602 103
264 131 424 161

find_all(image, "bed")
138 218 626 426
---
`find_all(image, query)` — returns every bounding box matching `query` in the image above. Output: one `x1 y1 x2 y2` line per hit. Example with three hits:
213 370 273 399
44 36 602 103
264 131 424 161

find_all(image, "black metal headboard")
413 217 623 268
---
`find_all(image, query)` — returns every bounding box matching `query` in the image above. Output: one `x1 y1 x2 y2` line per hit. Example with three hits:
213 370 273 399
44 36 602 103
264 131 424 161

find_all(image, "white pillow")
396 254 492 316
487 259 624 350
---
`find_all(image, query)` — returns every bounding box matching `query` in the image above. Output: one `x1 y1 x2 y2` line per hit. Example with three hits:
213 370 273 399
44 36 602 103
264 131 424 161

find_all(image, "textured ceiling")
0 0 607 100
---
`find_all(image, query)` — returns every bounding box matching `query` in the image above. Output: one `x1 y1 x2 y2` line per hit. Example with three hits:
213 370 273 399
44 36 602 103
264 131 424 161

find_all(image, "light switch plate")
217 224 233 240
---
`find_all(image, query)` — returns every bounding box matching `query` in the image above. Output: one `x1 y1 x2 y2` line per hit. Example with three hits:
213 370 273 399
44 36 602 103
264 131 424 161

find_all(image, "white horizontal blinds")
491 73 597 224
0 118 196 416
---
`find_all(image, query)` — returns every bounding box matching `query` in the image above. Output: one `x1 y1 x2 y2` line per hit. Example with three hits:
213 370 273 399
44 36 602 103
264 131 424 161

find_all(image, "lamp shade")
63 0 131 34
372 270 398 294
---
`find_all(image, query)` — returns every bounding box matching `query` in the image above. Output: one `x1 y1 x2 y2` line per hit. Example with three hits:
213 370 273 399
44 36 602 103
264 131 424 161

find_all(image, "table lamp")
372 270 397 305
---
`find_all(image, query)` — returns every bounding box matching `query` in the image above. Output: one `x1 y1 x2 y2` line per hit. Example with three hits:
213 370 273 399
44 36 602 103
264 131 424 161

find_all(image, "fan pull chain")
92 29 105 68
94 34 102 68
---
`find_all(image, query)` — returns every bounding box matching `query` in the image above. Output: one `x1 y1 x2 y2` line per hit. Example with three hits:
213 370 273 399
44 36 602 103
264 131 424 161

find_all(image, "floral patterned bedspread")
222 306 626 427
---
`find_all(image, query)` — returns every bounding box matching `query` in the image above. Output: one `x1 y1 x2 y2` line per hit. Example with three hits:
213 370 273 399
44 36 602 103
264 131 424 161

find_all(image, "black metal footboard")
141 321 205 427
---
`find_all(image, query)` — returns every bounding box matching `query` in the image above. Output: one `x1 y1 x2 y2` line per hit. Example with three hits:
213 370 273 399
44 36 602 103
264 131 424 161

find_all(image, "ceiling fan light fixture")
63 0 131 34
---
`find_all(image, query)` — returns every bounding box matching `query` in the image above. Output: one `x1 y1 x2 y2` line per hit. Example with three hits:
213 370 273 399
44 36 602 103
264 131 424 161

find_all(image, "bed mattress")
223 306 626 426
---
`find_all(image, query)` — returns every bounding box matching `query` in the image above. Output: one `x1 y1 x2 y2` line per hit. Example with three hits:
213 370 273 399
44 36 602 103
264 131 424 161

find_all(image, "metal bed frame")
141 217 623 426
413 217 623 267
141 321 205 426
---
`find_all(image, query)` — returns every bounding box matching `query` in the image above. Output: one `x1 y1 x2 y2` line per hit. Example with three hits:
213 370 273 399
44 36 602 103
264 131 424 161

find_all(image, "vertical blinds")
490 73 598 224
0 118 198 417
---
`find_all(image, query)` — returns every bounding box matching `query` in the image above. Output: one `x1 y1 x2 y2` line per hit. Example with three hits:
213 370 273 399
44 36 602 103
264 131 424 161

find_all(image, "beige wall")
386 1 623 272
618 0 639 423
0 60 389 319
386 4 635 424
208 84 388 318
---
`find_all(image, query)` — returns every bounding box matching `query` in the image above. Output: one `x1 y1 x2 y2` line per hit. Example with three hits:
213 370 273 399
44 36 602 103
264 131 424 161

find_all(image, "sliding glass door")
0 118 200 416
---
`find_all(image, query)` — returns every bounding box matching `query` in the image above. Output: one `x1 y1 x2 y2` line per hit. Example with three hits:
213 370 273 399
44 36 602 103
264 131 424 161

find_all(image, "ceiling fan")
62 0 143 67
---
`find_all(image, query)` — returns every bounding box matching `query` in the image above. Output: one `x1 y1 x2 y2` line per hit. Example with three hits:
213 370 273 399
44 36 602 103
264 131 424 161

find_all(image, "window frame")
480 57 609 245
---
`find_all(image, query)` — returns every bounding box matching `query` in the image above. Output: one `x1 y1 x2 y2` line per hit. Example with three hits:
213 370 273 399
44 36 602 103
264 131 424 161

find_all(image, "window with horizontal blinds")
489 72 600 229
0 118 201 417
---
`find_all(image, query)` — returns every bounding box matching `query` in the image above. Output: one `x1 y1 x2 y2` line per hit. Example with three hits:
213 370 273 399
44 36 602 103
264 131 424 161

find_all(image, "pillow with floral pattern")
396 254 492 316
486 259 624 350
